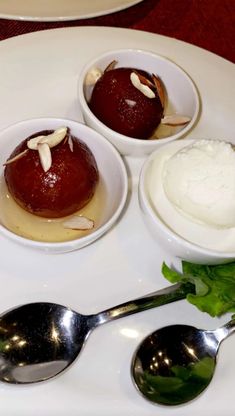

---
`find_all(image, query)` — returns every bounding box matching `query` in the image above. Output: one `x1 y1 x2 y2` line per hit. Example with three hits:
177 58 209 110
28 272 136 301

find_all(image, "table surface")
0 0 234 63
0 2 235 415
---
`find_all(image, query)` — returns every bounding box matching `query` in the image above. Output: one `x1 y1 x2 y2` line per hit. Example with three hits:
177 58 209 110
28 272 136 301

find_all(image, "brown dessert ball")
4 130 99 218
89 67 164 140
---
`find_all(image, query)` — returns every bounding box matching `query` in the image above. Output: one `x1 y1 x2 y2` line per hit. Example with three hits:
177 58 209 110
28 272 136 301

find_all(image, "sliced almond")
133 70 155 88
130 72 155 99
38 142 52 172
152 74 165 109
4 149 28 166
104 60 118 72
63 216 94 230
161 115 191 126
40 127 67 148
68 135 74 152
27 135 45 150
85 67 103 86
27 127 67 150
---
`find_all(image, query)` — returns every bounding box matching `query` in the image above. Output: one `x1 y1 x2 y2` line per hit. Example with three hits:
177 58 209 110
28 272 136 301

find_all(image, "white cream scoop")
162 139 235 228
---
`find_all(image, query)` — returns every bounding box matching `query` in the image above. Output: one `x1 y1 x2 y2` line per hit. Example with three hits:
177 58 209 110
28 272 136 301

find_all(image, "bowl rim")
139 146 235 259
78 47 201 147
0 117 129 251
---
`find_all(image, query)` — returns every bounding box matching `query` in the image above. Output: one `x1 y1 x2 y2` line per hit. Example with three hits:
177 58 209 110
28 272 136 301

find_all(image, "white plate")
0 27 234 416
0 0 143 21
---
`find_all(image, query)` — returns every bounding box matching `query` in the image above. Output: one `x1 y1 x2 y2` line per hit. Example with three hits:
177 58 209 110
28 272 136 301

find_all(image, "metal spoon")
0 282 194 384
131 316 235 406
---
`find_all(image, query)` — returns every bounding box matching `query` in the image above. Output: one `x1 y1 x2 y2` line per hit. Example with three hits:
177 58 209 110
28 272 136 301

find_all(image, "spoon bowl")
0 303 92 383
0 282 194 384
132 317 235 406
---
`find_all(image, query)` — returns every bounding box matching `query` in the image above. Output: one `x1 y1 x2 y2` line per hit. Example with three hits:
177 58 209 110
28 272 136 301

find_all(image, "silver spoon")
0 282 194 384
131 316 235 406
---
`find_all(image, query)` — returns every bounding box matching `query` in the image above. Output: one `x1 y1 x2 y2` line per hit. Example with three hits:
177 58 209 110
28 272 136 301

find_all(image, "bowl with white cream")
139 138 235 264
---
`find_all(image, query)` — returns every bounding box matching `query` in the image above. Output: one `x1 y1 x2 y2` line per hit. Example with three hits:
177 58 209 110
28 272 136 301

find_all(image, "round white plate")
0 0 143 21
0 27 234 416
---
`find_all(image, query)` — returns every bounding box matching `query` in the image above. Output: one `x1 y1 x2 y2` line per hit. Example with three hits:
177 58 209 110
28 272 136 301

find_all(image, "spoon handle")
95 282 194 326
214 316 235 343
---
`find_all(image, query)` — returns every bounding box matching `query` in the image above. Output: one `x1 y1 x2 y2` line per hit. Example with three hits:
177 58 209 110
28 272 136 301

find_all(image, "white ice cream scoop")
163 139 235 228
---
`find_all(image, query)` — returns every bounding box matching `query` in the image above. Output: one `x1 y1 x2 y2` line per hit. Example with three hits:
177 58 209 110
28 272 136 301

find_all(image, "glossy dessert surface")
89 67 164 139
4 129 99 218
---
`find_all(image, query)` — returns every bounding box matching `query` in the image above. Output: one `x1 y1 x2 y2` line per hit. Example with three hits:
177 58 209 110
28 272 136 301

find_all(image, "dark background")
1 0 234 63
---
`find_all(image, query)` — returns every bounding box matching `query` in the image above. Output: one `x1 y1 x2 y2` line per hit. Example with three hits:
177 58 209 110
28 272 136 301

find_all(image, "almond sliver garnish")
26 127 68 172
27 135 45 150
4 149 28 165
38 142 52 172
68 135 74 152
104 60 118 72
133 70 155 88
41 127 67 148
130 72 155 99
152 74 165 108
27 127 67 150
63 216 94 230
85 67 103 86
161 115 191 126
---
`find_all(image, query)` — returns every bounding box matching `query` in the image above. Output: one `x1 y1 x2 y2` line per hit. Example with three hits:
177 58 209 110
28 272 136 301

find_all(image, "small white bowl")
78 48 200 157
0 118 128 253
139 140 235 265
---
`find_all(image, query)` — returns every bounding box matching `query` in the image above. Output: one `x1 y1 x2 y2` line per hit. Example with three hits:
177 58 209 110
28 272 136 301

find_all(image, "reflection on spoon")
131 316 235 406
0 282 194 384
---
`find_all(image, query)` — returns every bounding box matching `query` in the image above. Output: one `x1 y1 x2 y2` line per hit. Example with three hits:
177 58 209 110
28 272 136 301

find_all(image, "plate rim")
0 0 143 22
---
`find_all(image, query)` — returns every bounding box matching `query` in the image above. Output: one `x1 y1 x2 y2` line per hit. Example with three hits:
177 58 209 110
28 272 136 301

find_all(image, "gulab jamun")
89 67 164 140
4 128 99 218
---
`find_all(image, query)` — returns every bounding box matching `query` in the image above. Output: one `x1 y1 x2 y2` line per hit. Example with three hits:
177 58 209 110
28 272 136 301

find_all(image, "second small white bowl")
78 48 200 157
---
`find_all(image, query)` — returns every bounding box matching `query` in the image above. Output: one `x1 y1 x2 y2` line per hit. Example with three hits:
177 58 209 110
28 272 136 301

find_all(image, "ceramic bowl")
78 48 200 157
138 139 235 265
0 117 128 253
